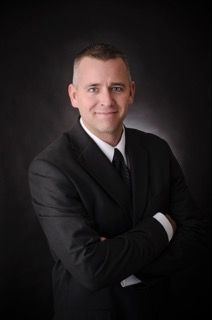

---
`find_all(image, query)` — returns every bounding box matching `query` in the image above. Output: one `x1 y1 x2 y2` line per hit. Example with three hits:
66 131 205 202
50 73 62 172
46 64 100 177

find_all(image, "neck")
80 118 123 146
97 132 122 146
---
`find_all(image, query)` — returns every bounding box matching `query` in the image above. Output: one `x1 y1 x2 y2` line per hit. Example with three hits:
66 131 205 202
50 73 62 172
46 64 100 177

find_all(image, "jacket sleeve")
135 144 209 281
28 158 169 291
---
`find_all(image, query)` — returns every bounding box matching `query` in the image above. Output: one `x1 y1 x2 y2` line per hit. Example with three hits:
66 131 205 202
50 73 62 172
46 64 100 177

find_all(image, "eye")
111 86 124 92
88 86 98 93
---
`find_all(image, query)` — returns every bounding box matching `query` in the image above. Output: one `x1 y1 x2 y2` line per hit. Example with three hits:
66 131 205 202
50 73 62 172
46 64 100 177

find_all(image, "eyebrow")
85 83 100 87
85 82 126 87
110 82 126 87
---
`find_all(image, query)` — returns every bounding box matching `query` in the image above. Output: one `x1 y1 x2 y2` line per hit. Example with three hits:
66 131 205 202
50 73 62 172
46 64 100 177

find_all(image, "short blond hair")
72 43 132 85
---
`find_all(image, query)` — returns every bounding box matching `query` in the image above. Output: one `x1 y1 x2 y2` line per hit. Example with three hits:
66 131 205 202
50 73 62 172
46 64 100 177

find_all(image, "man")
29 43 205 319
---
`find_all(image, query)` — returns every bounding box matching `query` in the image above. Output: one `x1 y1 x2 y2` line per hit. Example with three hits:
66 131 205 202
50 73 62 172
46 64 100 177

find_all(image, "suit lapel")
126 129 149 224
67 120 132 223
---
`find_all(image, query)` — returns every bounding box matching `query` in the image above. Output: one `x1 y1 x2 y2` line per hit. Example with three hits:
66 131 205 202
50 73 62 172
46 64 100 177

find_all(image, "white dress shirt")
80 118 173 287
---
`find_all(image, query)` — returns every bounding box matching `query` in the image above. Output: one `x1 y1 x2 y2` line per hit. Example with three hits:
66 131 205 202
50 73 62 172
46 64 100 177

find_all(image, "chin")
96 124 120 135
97 126 114 134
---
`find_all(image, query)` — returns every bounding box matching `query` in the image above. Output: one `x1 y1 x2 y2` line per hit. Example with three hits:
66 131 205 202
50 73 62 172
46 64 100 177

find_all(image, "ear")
129 81 135 105
68 84 79 109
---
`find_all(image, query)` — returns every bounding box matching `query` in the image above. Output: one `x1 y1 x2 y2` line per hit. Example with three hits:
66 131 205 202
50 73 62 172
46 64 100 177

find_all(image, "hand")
100 237 107 241
165 214 177 234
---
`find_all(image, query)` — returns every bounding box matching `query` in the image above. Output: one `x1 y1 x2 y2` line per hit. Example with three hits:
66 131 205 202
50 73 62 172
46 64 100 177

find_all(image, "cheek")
119 96 131 109
79 96 97 112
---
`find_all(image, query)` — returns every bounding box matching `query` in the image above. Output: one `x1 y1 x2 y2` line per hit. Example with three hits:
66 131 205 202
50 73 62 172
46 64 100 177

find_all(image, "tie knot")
113 148 125 166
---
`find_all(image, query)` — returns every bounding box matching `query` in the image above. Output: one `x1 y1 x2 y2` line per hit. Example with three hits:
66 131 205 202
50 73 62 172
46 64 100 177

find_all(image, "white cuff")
120 275 142 287
153 212 173 241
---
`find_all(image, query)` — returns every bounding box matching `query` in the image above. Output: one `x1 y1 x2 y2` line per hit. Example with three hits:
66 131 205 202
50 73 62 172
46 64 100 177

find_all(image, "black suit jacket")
29 119 205 319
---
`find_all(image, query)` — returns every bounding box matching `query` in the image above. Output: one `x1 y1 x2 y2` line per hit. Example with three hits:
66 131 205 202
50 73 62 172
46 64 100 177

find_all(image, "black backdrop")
1 1 211 319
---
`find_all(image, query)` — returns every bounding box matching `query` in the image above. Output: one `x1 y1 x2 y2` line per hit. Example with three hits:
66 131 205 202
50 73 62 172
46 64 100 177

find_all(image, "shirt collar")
80 117 127 164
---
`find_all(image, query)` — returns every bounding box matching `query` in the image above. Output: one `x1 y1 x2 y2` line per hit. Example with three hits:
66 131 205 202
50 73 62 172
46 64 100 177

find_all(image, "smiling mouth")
95 111 117 115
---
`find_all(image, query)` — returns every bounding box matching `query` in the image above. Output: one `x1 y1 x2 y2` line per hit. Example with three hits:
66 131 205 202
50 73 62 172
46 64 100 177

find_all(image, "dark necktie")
112 148 131 188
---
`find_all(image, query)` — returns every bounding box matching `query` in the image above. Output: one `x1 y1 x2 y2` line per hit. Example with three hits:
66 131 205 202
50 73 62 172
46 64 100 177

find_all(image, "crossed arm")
28 152 206 291
101 215 176 242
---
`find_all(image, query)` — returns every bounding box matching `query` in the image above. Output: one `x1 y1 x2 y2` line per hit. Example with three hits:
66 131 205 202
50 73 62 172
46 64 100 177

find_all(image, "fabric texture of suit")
28 118 205 320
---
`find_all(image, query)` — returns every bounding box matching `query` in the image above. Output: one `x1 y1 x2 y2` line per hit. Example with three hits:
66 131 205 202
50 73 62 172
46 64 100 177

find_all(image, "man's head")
68 43 135 145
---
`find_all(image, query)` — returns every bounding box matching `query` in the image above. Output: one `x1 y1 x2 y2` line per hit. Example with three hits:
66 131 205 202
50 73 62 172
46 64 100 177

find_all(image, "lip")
95 111 117 115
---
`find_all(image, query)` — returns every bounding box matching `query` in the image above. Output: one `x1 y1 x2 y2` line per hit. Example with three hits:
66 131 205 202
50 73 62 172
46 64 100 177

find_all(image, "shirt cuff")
153 212 173 241
120 275 142 287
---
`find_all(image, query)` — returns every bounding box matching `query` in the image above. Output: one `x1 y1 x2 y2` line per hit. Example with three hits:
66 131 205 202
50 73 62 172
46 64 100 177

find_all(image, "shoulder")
31 133 71 164
28 129 78 176
125 127 170 153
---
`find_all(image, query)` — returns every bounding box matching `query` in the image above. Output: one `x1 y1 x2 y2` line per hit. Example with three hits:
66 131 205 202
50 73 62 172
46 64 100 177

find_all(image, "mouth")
95 111 117 116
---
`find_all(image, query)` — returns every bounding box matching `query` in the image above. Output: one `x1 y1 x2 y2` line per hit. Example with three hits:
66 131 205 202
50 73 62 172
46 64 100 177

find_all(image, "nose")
99 88 113 107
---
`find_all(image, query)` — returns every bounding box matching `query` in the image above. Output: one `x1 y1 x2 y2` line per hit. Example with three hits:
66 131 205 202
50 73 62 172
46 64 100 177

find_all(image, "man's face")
68 57 135 143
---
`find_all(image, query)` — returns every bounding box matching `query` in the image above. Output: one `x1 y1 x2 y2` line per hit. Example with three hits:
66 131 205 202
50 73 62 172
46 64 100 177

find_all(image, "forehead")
76 57 129 81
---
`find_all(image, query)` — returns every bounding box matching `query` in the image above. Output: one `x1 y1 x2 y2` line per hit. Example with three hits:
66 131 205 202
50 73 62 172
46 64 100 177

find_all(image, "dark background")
1 1 211 319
